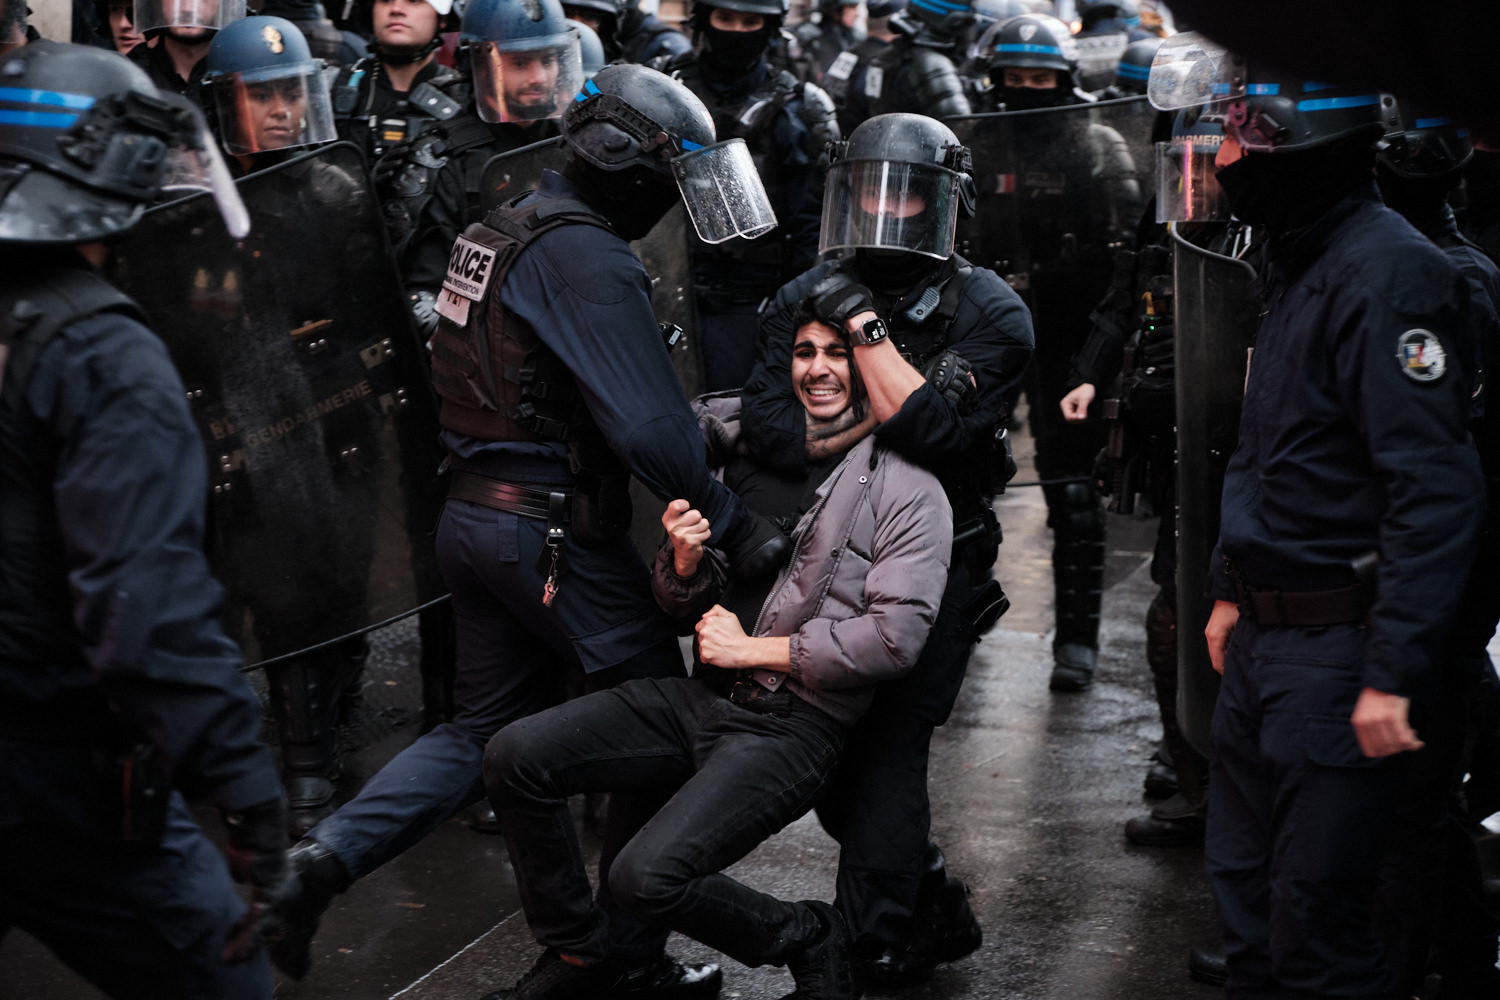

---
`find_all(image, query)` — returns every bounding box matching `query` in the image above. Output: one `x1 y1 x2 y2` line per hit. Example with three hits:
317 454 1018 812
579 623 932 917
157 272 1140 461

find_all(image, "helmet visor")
671 138 778 244
210 64 337 156
1154 136 1228 223
820 159 959 259
1146 31 1241 112
471 34 584 124
133 0 246 33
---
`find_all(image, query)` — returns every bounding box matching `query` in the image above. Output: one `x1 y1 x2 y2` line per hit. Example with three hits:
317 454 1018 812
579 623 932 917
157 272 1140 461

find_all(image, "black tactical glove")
221 798 299 964
726 510 792 580
923 350 979 414
810 273 877 331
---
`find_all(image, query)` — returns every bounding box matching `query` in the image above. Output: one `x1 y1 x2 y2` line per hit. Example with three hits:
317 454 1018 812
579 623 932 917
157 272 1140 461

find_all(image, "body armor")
866 37 971 119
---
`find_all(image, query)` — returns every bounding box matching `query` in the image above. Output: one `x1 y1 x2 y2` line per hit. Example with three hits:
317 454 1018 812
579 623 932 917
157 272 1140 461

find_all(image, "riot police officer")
788 0 864 85
978 11 1142 691
658 0 839 390
1152 35 1487 996
202 14 341 173
270 63 789 994
329 0 463 167
259 0 369 66
388 0 585 335
740 113 1034 988
820 0 902 135
563 0 692 63
848 0 971 124
1372 102 1500 999
1095 34 1158 99
130 0 245 108
0 41 293 997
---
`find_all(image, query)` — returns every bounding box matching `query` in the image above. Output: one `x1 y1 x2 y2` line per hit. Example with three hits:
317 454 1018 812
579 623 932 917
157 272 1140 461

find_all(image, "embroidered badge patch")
1396 328 1446 383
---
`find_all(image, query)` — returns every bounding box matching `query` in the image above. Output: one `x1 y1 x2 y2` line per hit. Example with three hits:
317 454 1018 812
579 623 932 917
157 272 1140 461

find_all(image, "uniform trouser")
815 557 979 950
484 677 843 967
307 499 687 959
1146 503 1209 804
0 746 268 1000
1207 618 1404 1000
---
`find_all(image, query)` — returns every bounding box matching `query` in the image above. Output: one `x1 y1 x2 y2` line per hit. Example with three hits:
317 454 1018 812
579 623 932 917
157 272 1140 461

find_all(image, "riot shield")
950 99 1151 482
1172 221 1258 758
111 143 447 667
479 136 570 215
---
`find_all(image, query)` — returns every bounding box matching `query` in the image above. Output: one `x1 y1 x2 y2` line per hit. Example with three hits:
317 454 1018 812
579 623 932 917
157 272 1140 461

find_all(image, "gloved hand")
726 510 792 580
810 273 877 331
221 797 299 964
923 350 978 413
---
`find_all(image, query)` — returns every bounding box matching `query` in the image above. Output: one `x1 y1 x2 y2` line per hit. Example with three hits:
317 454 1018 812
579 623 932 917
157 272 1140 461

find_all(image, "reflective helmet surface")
0 43 194 242
1148 33 1394 155
562 62 716 177
460 0 585 122
902 0 976 41
1379 99 1473 179
133 0 247 34
821 112 974 259
203 15 339 154
986 14 1078 75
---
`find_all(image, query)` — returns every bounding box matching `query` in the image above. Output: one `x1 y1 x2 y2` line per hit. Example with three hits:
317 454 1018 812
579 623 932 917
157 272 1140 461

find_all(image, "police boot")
268 838 351 980
1047 483 1106 691
268 651 347 836
1143 591 1181 796
1187 944 1227 986
859 846 982 990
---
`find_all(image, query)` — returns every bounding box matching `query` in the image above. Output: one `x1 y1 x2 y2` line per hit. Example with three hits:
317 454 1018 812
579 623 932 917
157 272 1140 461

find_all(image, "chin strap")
374 36 443 66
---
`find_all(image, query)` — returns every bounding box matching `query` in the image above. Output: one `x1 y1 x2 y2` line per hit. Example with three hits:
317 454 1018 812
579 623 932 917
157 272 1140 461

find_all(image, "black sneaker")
479 949 623 1000
602 954 722 999
782 900 855 1000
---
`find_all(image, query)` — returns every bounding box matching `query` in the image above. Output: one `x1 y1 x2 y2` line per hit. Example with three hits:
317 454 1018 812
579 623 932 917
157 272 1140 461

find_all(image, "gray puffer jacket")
653 393 953 726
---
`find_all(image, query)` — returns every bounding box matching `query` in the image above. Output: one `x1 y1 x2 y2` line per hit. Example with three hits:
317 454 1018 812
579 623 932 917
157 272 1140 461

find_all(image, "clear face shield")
470 32 585 124
1146 31 1243 115
819 159 960 260
132 0 246 34
1155 120 1229 223
210 62 337 156
670 138 778 244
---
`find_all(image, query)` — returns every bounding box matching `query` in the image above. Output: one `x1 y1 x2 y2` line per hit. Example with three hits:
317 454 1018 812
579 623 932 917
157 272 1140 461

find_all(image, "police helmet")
973 0 1030 24
569 17 606 77
0 43 248 243
1112 35 1159 94
985 14 1078 80
460 0 585 123
821 113 976 260
564 64 776 242
202 15 338 155
688 0 788 29
1378 99 1473 180
1147 32 1394 155
898 0 976 44
1079 0 1138 24
1153 106 1228 222
865 0 906 18
133 0 247 35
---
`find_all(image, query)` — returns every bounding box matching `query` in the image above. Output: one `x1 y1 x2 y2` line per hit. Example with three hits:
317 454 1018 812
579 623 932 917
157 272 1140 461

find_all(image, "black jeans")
484 676 845 968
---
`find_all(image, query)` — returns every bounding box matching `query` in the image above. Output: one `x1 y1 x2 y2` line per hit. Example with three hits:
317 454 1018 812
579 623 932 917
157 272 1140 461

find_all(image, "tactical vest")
333 58 464 164
428 195 615 447
0 266 143 698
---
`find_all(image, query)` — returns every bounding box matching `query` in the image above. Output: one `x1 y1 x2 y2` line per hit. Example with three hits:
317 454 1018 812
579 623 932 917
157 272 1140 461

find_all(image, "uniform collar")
1266 180 1382 281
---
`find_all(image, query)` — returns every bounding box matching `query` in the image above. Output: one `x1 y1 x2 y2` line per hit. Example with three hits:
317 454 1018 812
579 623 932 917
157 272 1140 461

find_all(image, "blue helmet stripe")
1117 63 1151 80
0 87 96 111
680 138 704 151
1297 94 1382 112
996 43 1063 56
1246 83 1280 96
575 78 601 101
911 0 970 13
1303 81 1338 92
0 110 82 127
1414 116 1455 129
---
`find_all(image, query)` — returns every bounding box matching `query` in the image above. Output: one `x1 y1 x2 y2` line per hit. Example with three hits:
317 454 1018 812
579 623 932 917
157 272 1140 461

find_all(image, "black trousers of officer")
1208 617 1406 999
815 554 980 950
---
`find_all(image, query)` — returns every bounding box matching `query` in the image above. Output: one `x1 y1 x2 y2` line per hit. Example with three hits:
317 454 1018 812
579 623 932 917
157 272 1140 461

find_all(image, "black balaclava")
700 23 775 79
1214 137 1376 238
563 158 681 241
997 82 1076 111
1376 164 1461 245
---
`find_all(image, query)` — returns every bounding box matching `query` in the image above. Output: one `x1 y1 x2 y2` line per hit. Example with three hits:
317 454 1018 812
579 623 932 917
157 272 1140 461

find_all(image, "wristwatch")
849 315 890 347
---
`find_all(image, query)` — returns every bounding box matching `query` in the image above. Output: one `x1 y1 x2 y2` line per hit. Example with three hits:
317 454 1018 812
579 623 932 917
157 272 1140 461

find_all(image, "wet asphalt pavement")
5 419 1495 999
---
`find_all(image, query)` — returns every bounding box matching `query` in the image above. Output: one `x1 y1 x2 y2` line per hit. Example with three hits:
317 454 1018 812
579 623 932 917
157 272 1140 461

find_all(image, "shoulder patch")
1396 328 1447 383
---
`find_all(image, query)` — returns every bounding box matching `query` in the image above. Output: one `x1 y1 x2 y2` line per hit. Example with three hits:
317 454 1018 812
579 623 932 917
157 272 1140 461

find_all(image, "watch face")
858 318 889 345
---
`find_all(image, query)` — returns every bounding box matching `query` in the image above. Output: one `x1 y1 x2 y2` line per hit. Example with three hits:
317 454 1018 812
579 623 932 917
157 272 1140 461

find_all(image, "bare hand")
696 604 749 668
1351 688 1424 758
1060 383 1096 423
662 499 710 578
1205 600 1239 675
